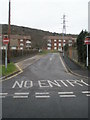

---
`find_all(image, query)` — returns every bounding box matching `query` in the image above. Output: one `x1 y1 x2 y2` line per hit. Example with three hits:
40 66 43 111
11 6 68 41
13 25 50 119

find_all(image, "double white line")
13 92 29 98
0 93 8 98
58 92 76 98
35 92 50 98
82 91 90 97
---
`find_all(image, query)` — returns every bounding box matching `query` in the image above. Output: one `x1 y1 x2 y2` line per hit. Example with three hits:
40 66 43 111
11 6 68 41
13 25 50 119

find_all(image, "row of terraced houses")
1 34 76 51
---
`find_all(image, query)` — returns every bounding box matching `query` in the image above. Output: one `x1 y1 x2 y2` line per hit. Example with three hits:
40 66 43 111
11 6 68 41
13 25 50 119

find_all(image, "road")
1 53 89 118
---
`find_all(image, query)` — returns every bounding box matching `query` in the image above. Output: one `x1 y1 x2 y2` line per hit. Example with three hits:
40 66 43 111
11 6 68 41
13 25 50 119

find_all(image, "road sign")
3 35 9 45
84 36 90 68
84 36 90 45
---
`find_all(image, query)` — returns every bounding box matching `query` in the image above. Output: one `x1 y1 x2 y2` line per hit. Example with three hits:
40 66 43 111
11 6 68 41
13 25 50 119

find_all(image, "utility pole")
7 0 11 63
61 14 66 57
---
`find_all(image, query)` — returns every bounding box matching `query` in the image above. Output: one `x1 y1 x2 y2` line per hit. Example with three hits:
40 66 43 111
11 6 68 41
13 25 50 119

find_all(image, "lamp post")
7 0 11 63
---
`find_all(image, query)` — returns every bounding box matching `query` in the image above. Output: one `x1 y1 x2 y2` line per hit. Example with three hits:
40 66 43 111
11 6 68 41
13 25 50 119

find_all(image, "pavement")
60 53 90 79
1 53 89 118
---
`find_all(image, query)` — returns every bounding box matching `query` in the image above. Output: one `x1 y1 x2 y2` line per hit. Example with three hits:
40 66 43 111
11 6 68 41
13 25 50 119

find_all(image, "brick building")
44 36 76 51
1 35 32 50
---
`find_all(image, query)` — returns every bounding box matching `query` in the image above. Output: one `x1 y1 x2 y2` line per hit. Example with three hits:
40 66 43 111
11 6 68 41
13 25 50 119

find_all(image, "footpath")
16 54 44 70
1 54 44 81
60 53 90 79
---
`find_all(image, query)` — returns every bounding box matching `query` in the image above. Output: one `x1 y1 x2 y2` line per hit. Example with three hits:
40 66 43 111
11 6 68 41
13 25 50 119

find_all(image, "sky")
0 0 90 34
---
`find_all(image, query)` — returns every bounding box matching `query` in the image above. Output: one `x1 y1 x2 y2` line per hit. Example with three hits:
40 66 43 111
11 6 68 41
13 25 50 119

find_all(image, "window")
48 39 51 43
69 43 72 46
47 43 51 46
26 40 31 44
54 47 57 50
63 40 66 42
11 47 16 50
59 43 61 46
20 47 23 50
47 47 51 50
54 43 57 46
63 43 66 46
20 39 23 42
69 40 72 43
20 43 24 46
59 40 61 42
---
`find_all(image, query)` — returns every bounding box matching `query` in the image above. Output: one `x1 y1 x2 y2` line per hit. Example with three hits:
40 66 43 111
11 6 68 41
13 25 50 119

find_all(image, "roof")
43 35 76 41
10 35 31 40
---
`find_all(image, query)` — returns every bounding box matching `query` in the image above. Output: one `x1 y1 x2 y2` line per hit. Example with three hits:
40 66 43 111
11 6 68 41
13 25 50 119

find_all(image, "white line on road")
13 96 28 98
60 80 68 87
59 54 68 73
35 95 50 98
59 95 76 98
0 96 6 98
58 92 74 94
66 80 75 87
0 93 8 95
35 92 49 95
14 93 29 95
82 91 90 94
86 94 90 97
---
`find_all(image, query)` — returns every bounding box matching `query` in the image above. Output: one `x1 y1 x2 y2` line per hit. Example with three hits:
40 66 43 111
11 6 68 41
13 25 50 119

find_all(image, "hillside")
2 24 77 49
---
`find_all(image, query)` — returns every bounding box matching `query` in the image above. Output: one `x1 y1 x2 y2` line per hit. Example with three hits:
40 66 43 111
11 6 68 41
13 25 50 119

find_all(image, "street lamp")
7 0 11 63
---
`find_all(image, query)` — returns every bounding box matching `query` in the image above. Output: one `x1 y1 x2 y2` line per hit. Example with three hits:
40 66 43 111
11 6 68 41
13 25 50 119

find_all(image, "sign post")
3 35 10 70
84 36 90 68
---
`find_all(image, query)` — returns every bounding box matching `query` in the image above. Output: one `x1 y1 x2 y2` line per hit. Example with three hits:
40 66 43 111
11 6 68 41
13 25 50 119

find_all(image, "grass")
38 50 59 55
0 62 18 77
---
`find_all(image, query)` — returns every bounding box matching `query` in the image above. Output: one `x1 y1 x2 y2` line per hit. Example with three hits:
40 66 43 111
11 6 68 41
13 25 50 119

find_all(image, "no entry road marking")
12 79 89 89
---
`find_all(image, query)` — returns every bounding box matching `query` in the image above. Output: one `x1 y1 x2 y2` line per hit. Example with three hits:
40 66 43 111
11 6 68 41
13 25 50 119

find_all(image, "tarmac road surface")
1 53 89 118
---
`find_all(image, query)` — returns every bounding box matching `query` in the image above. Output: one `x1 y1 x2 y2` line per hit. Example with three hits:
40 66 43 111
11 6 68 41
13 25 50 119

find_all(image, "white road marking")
12 81 24 88
66 80 75 87
14 93 29 95
82 91 90 94
60 80 68 87
0 96 6 98
48 80 61 87
0 93 8 95
35 92 49 95
58 92 74 94
86 94 90 97
13 96 28 98
59 55 68 73
35 95 50 98
59 95 76 97
81 80 90 86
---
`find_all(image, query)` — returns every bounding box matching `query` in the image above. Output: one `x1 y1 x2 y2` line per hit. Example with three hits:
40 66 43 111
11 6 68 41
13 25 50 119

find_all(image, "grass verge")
0 62 18 77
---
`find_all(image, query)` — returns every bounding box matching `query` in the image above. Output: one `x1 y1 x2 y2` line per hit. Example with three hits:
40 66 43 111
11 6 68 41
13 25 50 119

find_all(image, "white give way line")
0 91 90 99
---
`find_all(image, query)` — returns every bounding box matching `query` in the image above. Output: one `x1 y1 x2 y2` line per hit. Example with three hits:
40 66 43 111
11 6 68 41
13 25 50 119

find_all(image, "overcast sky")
0 0 89 34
